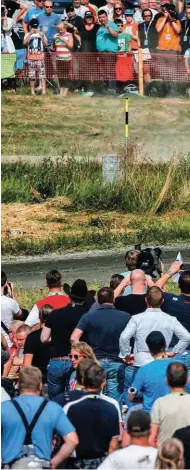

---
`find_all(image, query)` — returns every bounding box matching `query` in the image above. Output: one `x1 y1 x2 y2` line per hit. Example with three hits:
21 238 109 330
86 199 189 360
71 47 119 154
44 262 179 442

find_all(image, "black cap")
66 4 74 12
127 410 151 435
84 10 93 18
29 18 39 28
70 279 88 301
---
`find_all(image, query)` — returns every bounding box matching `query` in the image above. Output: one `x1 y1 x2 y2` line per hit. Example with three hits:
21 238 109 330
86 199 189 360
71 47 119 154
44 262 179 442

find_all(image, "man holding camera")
1 271 22 347
155 3 181 52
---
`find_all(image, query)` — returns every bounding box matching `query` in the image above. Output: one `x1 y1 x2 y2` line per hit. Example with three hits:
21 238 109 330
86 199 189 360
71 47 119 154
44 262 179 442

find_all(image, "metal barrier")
1 51 190 83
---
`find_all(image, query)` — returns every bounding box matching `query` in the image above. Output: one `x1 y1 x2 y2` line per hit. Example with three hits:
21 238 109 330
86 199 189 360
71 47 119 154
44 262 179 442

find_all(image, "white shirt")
119 308 190 367
1 17 15 53
133 9 143 23
25 292 65 327
74 5 89 18
98 5 114 21
1 295 20 346
99 445 158 469
1 387 11 403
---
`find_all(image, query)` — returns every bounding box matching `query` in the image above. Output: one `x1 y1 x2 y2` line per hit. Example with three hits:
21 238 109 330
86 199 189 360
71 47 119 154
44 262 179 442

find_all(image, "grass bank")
2 157 190 255
2 93 190 160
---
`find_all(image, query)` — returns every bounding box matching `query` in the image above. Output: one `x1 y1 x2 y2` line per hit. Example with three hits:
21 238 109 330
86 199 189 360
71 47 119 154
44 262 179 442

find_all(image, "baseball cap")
70 279 88 301
29 18 39 28
84 10 93 18
124 8 134 14
66 4 74 12
127 410 151 435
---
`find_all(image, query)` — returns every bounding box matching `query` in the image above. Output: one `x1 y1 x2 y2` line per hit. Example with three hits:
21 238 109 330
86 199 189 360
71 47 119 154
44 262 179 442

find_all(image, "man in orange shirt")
124 9 138 50
156 3 181 52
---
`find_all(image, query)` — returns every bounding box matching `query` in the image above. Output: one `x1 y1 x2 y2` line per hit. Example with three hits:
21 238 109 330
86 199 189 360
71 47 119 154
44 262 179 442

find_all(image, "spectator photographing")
1 271 21 347
1 5 15 52
51 22 73 98
156 3 181 53
24 17 48 96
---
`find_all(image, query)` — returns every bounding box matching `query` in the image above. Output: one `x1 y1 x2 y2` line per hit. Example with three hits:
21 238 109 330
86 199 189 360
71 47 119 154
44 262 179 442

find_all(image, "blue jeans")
47 359 72 399
123 365 139 408
100 359 125 407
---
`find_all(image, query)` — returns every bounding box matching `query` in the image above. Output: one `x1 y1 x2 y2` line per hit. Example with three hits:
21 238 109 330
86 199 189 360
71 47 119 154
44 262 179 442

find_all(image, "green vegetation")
2 94 190 159
15 280 180 312
2 156 190 212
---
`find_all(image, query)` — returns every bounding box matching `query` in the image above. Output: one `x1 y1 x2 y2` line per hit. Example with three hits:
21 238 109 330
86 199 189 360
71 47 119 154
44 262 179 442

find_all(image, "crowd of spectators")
1 250 190 469
1 0 190 94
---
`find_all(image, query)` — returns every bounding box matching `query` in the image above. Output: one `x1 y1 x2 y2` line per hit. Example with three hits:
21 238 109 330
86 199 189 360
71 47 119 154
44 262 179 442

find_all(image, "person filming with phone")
1 271 22 348
1 3 15 52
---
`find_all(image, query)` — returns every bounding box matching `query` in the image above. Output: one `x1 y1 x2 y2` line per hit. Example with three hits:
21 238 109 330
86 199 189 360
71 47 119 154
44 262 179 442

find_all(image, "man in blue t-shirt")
129 331 185 414
1 366 78 468
23 0 45 33
38 0 60 50
71 287 130 406
96 10 119 51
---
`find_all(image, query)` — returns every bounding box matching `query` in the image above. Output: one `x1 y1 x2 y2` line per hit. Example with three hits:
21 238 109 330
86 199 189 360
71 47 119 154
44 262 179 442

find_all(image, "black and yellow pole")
125 97 129 140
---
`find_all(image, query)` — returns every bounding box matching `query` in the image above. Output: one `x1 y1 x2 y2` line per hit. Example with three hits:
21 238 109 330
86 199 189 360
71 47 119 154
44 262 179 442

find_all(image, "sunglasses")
114 7 122 10
69 354 86 360
45 5 53 7
144 14 152 16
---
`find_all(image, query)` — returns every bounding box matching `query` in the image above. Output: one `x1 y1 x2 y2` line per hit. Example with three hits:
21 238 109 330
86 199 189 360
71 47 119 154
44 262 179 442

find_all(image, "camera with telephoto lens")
164 3 178 19
135 245 162 277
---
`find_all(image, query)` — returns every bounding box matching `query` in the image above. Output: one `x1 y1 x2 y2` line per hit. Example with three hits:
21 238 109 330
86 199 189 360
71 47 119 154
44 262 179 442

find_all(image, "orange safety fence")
1 51 190 83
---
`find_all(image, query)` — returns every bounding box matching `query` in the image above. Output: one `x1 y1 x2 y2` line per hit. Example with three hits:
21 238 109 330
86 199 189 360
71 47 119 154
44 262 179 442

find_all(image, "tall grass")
2 155 190 213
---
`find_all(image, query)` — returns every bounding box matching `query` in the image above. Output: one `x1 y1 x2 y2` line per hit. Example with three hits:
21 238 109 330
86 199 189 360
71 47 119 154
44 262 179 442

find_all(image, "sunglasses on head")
69 354 86 360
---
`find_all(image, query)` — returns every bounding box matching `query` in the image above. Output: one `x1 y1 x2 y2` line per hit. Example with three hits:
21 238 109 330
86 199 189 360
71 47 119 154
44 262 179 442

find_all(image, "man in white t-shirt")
73 0 89 18
98 0 116 21
1 271 21 347
99 410 157 469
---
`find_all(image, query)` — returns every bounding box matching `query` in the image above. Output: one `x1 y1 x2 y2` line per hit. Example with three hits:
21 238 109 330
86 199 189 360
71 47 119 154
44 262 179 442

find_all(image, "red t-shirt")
36 294 70 310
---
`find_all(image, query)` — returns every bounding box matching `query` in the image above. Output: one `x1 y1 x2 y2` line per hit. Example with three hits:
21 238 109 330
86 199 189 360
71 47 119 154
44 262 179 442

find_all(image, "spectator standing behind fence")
156 3 181 53
81 0 98 21
98 0 116 21
184 46 190 75
180 4 190 53
51 22 73 98
96 10 118 51
138 8 158 82
73 0 89 18
138 8 158 52
115 19 131 50
124 9 138 50
133 0 148 24
24 18 47 95
38 0 60 50
113 2 126 23
1 5 15 52
23 0 44 33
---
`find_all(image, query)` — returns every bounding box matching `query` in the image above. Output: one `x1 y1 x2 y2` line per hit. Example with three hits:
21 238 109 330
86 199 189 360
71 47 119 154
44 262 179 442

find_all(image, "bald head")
130 269 146 294
130 269 146 284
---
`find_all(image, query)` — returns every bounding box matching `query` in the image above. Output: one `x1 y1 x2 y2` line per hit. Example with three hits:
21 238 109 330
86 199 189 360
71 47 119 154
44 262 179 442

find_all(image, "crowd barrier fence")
1 50 190 93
